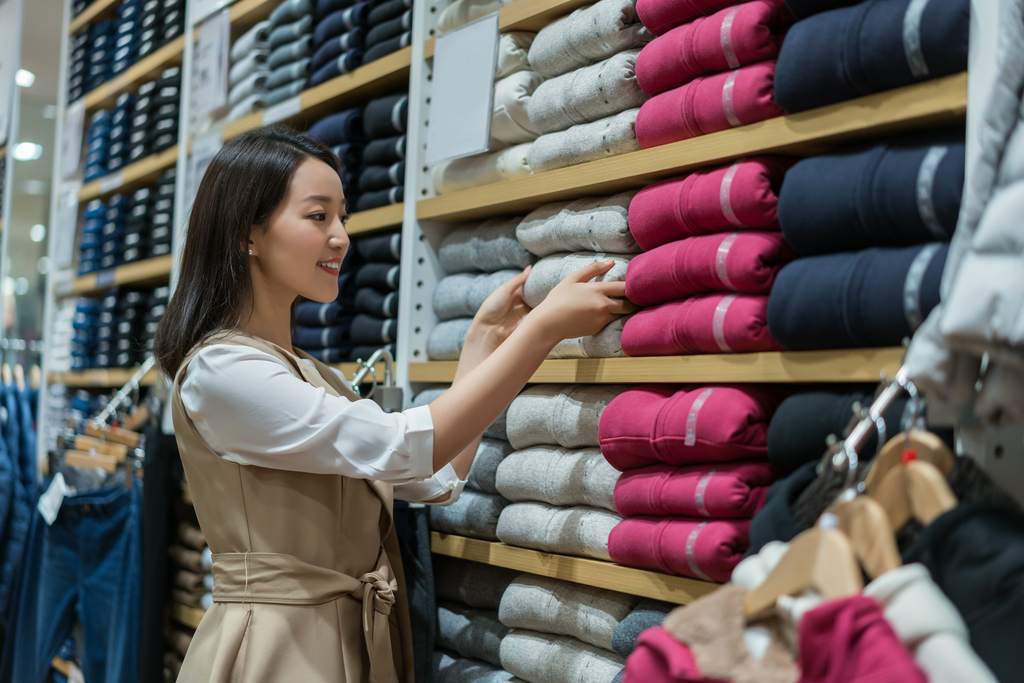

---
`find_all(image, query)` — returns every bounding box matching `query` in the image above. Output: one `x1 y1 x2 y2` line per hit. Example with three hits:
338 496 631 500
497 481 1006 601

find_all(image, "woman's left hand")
467 267 532 352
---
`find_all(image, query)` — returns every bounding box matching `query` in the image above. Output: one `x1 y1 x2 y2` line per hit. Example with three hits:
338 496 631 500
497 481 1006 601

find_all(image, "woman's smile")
317 259 341 275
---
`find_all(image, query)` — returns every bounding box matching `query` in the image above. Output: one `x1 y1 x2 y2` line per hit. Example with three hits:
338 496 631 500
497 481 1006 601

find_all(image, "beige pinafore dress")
170 332 415 683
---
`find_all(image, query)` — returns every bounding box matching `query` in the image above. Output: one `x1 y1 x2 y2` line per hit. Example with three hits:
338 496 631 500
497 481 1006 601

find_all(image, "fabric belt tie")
211 550 398 683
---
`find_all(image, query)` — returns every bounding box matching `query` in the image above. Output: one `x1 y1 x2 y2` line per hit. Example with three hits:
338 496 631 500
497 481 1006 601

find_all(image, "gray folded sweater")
439 218 535 274
498 574 639 651
431 489 510 541
469 438 516 494
434 270 521 321
433 144 533 195
516 192 639 257
412 387 509 440
434 556 520 610
500 630 625 683
495 446 620 512
506 384 627 450
526 109 640 174
427 318 473 361
527 0 652 78
433 650 523 683
522 252 633 308
437 602 511 667
527 50 647 135
610 599 675 657
549 316 628 359
496 502 623 561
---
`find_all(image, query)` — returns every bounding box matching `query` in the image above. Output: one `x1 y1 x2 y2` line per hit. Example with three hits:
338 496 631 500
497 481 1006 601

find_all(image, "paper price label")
38 472 70 526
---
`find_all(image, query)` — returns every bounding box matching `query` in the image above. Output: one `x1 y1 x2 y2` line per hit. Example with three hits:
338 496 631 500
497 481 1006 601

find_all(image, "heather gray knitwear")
549 316 628 359
522 252 632 308
492 71 545 146
468 438 516 494
439 218 534 274
430 489 510 540
427 318 473 360
433 270 521 321
231 21 270 63
497 32 536 80
495 502 623 560
506 383 627 450
527 50 647 135
527 0 652 78
498 574 639 651
516 192 639 256
610 599 674 657
433 143 533 195
495 446 620 512
500 630 625 683
526 109 640 173
437 0 514 32
433 651 522 683
434 555 519 610
437 602 511 667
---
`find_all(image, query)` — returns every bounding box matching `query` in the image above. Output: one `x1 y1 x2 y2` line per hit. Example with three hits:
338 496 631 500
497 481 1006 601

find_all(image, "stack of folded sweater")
433 557 520 683
633 0 792 148
111 0 143 79
599 384 785 582
228 21 271 121
431 33 540 195
68 25 96 102
773 0 968 114
83 101 125 183
427 218 534 361
106 93 136 174
79 192 131 275
311 0 368 87
622 156 796 356
123 168 176 264
292 243 362 362
356 93 409 212
418 387 515 540
517 192 641 357
89 285 168 369
495 385 626 562
127 67 181 163
767 131 963 350
307 107 366 207
348 232 401 360
363 0 412 65
266 0 317 105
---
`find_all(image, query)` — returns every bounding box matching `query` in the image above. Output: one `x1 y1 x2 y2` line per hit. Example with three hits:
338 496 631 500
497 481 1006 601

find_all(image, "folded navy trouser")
270 0 313 28
293 322 353 349
310 48 364 86
267 57 311 89
364 135 405 165
784 0 860 19
312 26 366 70
356 186 404 211
359 162 405 191
356 287 399 317
355 232 402 262
295 300 349 325
767 242 948 350
315 2 370 47
774 0 968 113
307 107 365 144
269 14 313 49
304 347 352 363
368 0 411 24
366 9 411 46
356 262 401 291
363 32 410 63
363 93 408 138
317 0 355 17
778 132 964 256
351 314 397 344
331 142 364 169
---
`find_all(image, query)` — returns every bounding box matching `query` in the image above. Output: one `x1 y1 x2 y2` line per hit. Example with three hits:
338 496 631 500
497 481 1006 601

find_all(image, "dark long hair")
154 127 339 378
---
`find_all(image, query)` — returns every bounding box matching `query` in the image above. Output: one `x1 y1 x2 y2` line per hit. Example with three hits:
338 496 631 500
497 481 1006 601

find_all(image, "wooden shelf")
410 347 904 384
222 47 412 141
49 366 159 388
171 602 205 629
417 72 967 223
83 36 185 112
432 532 716 605
80 146 179 201
229 0 279 33
67 255 173 296
425 0 593 57
348 203 404 235
69 0 119 34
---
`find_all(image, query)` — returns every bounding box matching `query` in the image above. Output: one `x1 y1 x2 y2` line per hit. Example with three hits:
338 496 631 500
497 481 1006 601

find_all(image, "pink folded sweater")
614 461 775 518
599 384 783 469
625 231 796 306
628 157 791 251
621 293 781 356
636 60 783 148
636 0 741 36
636 0 792 95
609 516 751 582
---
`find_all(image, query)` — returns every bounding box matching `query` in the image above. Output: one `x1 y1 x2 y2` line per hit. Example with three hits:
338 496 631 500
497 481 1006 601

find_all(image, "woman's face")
250 157 349 304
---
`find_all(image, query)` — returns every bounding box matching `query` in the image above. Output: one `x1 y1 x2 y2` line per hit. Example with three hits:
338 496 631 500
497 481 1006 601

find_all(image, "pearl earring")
248 249 252 255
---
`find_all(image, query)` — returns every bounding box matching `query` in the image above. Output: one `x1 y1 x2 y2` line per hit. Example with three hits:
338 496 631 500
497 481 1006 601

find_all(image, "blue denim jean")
0 483 142 683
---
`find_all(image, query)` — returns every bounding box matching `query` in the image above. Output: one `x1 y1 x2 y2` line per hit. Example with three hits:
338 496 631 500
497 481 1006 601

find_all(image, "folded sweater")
522 252 632 308
610 599 674 657
507 384 627 450
608 516 751 582
614 461 775 518
496 502 623 561
466 438 516 494
433 143 533 194
434 555 520 610
517 192 639 257
492 70 545 146
430 489 510 541
437 602 511 667
433 270 521 321
495 446 620 512
549 316 628 359
496 32 536 80
427 318 473 361
527 109 641 173
439 218 534 274
433 651 521 683
635 0 739 35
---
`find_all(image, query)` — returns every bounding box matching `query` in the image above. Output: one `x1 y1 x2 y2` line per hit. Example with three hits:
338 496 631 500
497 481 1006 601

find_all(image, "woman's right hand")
529 260 638 343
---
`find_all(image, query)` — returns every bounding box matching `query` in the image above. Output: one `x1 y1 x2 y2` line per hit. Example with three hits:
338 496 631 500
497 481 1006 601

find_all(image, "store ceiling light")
15 69 34 87
30 224 46 242
12 142 42 160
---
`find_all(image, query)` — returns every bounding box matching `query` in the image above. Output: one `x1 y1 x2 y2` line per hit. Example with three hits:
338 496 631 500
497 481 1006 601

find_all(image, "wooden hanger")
830 494 901 580
13 364 24 392
29 365 40 390
873 454 957 529
863 431 954 495
122 404 151 432
85 423 142 448
2 364 12 385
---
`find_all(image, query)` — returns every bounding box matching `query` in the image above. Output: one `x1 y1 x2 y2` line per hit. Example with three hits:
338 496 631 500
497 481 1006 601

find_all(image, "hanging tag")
38 472 70 526
68 663 85 683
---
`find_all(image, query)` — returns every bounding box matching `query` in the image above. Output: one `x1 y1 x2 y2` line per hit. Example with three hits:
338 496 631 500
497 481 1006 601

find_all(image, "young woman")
153 127 635 683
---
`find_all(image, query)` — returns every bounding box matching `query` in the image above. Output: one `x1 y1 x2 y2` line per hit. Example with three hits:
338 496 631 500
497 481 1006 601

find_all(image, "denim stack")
124 169 175 263
128 67 181 163
111 0 144 77
292 244 363 362
228 21 271 121
84 20 117 95
70 299 100 371
350 231 401 360
98 192 130 273
79 197 108 275
266 0 317 106
307 107 365 211
107 93 135 174
356 92 407 212
363 0 412 65
149 0 186 50
83 109 113 183
67 28 94 102
310 0 369 87
84 285 168 369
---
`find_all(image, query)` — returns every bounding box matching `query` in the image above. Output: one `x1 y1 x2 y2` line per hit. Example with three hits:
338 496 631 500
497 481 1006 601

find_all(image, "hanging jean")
0 482 142 683
18 384 37 501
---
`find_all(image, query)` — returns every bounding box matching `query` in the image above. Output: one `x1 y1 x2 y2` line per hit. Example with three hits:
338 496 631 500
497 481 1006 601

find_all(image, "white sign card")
54 182 81 271
189 129 223 202
60 99 85 180
0 0 23 147
192 9 231 119
190 0 231 25
424 12 499 167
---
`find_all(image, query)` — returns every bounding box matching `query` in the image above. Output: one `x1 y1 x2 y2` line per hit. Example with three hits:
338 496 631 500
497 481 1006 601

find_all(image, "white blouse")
179 344 466 505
